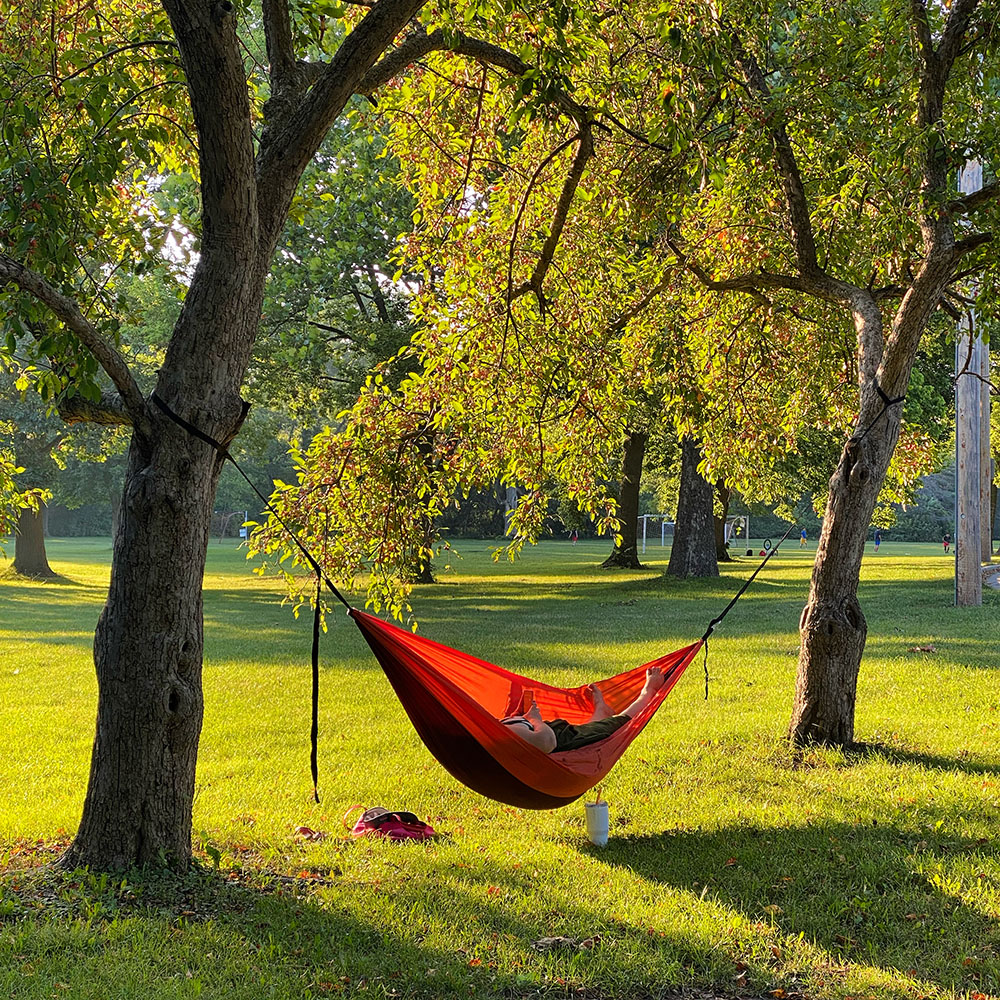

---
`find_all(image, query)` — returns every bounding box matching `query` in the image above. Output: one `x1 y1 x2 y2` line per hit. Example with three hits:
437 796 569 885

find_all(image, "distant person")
800 528 807 547
874 529 881 552
500 667 665 753
571 529 578 544
943 532 951 554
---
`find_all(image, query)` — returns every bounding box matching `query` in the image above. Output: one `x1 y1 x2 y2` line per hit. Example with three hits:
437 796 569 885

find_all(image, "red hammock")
147 394 781 810
351 609 702 809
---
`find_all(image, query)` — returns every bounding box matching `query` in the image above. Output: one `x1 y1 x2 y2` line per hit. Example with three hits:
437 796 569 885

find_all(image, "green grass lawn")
1 536 999 1000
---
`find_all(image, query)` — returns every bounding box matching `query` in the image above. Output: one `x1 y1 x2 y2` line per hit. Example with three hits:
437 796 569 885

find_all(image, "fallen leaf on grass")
907 644 937 653
294 826 327 841
763 905 783 916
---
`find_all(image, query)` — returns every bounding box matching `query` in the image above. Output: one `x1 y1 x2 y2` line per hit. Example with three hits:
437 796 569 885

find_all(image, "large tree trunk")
61 1 264 872
788 431 889 746
602 429 647 569
667 437 718 578
62 428 228 869
789 289 952 746
713 480 733 563
13 503 56 578
59 0 424 870
63 279 261 869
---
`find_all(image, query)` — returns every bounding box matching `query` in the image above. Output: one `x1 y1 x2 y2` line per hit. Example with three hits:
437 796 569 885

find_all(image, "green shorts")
547 715 629 752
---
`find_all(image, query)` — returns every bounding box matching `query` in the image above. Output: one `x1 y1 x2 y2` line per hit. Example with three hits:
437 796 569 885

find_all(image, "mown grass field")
1 536 999 1000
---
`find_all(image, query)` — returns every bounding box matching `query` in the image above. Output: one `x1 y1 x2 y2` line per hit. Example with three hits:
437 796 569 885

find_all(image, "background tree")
0 364 131 576
661 0 1000 744
601 427 649 569
666 437 718 578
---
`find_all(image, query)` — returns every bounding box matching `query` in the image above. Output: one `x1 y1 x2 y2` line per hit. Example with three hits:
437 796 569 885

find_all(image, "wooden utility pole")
955 160 983 606
980 337 993 562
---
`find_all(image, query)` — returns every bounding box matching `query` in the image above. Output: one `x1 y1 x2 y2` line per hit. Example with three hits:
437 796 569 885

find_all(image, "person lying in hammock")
500 666 665 753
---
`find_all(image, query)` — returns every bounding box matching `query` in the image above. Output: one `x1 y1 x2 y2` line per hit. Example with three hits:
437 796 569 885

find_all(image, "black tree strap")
151 393 351 611
852 379 906 446
151 392 350 803
698 522 796 698
311 577 322 803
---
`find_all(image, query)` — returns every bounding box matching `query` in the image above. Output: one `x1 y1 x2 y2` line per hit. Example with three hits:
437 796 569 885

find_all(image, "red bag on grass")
346 806 436 841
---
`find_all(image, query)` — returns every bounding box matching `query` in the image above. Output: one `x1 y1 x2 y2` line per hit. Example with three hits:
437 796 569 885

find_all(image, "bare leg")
621 666 665 719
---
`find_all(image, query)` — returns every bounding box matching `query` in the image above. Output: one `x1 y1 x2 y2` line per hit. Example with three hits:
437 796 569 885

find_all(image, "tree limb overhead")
58 392 134 426
0 254 148 431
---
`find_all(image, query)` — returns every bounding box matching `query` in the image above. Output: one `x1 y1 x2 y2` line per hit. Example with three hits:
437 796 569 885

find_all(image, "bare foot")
588 683 613 721
641 665 665 696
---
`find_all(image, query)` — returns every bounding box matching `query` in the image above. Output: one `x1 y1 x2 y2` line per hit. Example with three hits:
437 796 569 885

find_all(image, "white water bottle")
585 800 610 847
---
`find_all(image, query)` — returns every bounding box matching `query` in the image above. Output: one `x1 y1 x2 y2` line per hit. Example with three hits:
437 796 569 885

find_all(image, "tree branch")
0 254 148 430
509 123 594 304
948 180 1000 215
607 269 676 336
937 0 981 71
909 0 935 65
262 0 298 94
161 0 258 255
256 0 427 215
666 238 815 298
359 25 595 308
58 392 133 426
357 28 589 121
953 231 993 256
730 31 821 278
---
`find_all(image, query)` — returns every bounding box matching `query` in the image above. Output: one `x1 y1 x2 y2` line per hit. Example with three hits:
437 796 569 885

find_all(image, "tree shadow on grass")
849 741 1000 778
0 582 106 650
1 855 751 999
586 817 1000 996
0 567 77 585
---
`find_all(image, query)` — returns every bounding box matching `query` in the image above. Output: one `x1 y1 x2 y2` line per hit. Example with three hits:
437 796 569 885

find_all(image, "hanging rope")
699 522 796 698
152 392 351 803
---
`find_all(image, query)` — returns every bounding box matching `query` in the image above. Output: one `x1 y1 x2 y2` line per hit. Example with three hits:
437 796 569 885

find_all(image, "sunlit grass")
1 536 999 999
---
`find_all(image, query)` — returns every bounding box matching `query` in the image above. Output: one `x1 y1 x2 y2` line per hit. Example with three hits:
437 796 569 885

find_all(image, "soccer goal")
637 514 675 553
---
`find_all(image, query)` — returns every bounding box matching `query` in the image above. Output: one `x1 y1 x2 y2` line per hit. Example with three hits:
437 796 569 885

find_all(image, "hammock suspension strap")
852 379 906 446
151 392 350 803
698 522 796 698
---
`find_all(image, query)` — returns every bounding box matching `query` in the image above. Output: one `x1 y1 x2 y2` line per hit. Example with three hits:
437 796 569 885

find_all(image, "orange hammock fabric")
351 609 703 809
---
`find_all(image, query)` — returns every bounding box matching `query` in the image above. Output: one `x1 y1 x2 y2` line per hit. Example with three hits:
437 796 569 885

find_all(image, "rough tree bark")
13 503 55 578
110 489 121 543
666 437 718 578
602 429 647 569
